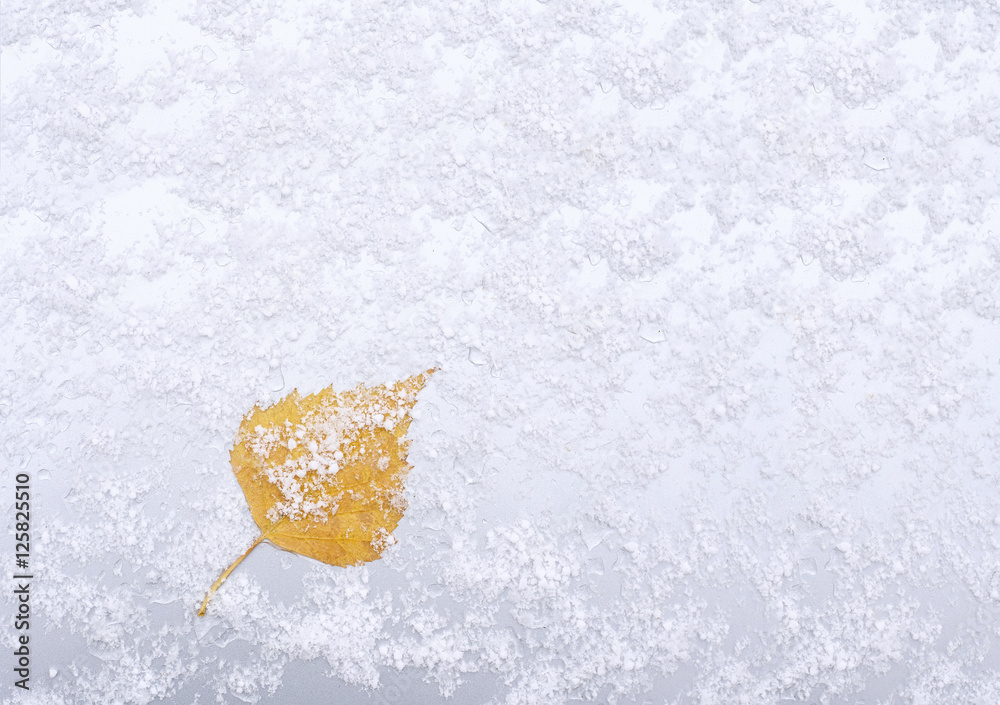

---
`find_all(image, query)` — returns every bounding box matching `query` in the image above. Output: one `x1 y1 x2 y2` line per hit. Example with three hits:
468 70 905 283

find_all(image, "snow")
2 0 1000 703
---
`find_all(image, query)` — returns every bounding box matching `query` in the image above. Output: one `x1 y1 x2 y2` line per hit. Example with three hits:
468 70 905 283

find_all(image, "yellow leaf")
199 369 435 616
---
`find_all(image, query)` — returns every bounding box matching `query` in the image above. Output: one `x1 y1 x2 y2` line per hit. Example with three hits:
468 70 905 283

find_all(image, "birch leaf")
199 369 434 616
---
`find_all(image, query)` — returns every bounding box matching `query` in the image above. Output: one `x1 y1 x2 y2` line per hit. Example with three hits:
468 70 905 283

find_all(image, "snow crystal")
3 0 1000 704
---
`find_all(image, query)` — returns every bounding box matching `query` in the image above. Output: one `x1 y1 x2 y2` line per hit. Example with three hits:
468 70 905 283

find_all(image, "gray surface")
3 0 1000 703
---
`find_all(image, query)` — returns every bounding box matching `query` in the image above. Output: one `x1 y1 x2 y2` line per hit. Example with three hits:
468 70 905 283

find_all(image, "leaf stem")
198 519 287 617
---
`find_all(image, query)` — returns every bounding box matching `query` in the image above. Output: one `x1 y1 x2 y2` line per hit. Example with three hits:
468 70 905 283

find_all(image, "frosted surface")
2 0 999 703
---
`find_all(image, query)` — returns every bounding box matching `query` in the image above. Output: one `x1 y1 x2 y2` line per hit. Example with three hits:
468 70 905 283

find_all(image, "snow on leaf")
198 369 435 616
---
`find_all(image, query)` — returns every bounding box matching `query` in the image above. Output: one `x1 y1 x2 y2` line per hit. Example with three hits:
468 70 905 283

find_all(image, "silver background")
2 0 999 703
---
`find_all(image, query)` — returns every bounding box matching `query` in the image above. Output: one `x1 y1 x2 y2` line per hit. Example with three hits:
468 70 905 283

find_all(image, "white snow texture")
2 0 999 703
